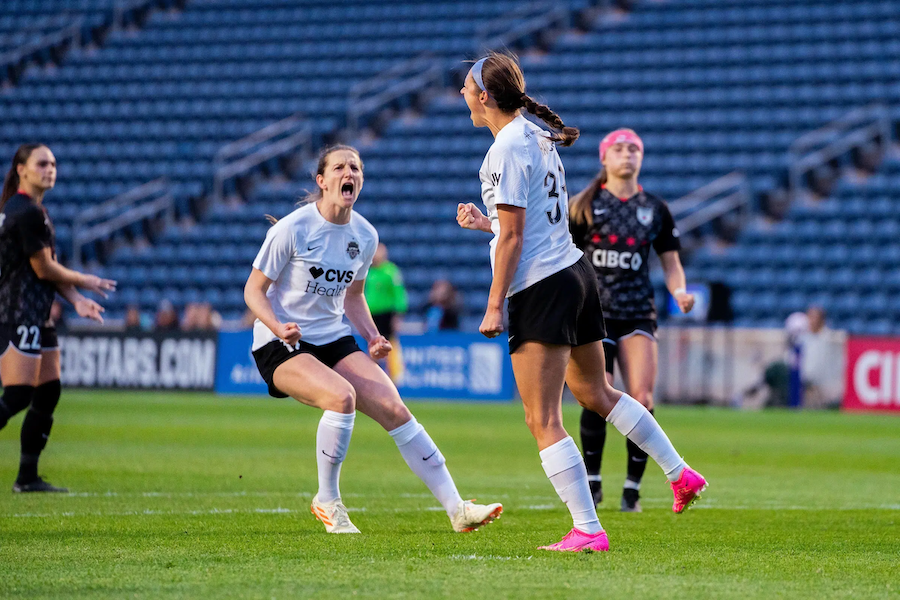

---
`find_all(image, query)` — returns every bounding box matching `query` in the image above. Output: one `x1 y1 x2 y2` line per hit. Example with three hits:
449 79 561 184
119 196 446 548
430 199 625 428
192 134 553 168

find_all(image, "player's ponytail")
477 52 580 147
264 144 364 225
569 168 607 227
1 143 44 210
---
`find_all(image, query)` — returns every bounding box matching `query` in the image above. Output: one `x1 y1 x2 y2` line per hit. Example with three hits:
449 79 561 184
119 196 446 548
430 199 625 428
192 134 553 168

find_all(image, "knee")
573 385 617 418
31 380 61 415
523 408 562 437
325 385 356 414
0 385 35 427
632 389 653 410
387 402 413 430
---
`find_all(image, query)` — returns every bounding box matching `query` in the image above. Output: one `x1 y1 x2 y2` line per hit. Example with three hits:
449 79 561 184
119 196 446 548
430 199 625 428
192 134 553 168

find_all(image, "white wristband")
673 287 686 296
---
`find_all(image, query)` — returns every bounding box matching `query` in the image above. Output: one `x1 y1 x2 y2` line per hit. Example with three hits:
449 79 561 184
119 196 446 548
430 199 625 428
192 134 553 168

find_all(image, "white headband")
470 57 490 98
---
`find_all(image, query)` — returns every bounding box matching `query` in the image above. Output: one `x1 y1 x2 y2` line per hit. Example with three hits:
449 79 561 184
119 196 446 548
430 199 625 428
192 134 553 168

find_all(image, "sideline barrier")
59 331 217 390
843 337 900 412
215 330 516 401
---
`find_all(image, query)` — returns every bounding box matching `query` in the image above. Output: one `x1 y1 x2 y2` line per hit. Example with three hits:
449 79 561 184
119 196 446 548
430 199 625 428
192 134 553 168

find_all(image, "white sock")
606 394 686 481
540 436 603 534
316 410 355 503
389 417 463 517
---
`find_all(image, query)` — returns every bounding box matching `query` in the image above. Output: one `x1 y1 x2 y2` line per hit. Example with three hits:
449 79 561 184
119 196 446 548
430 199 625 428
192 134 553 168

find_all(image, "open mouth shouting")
341 181 355 201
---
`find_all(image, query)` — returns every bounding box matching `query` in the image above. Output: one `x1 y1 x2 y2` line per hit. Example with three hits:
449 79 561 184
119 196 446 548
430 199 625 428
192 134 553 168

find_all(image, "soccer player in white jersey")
244 145 502 534
456 53 707 552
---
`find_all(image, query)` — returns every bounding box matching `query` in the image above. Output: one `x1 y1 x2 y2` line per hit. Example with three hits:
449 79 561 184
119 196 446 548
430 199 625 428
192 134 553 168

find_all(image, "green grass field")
1 391 898 599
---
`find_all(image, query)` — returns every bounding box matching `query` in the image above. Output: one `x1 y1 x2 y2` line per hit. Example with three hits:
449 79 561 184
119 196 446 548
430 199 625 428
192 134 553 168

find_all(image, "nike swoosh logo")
322 450 340 460
630 456 647 462
423 450 437 461
308 245 320 251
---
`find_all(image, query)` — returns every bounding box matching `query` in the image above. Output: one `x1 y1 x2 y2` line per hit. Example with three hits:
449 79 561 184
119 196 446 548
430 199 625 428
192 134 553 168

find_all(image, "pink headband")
600 129 643 161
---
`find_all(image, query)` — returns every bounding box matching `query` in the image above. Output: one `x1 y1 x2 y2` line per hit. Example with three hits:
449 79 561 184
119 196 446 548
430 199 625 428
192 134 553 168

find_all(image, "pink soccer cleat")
538 528 610 552
670 466 708 513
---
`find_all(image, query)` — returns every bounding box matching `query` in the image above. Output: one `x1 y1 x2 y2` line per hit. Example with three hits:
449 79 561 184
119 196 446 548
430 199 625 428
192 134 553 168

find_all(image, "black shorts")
371 312 395 339
602 318 658 374
252 335 362 398
0 323 58 357
507 254 606 354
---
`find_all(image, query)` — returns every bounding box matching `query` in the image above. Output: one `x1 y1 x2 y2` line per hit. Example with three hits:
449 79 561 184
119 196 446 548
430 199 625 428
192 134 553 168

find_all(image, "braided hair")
477 52 579 147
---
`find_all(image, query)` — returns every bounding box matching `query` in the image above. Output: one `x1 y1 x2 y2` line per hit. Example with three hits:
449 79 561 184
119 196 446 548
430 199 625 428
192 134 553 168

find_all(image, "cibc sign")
844 337 900 412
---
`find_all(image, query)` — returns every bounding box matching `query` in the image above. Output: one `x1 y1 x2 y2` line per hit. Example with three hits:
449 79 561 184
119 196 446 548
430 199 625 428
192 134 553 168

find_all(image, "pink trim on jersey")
600 184 643 202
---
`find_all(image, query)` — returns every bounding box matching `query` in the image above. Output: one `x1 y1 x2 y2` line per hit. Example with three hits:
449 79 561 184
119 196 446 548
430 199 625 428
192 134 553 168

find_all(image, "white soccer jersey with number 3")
479 115 584 296
251 202 378 349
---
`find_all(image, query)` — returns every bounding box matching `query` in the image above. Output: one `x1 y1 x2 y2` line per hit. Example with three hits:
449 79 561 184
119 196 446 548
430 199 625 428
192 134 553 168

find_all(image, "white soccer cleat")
450 499 503 533
310 494 361 534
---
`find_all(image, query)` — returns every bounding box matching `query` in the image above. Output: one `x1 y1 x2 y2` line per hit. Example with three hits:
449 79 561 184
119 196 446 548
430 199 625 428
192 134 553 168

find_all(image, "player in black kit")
569 129 695 512
0 144 115 492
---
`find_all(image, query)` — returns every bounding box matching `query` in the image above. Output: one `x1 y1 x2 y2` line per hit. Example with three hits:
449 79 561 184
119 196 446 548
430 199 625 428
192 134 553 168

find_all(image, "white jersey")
251 202 378 349
479 114 584 296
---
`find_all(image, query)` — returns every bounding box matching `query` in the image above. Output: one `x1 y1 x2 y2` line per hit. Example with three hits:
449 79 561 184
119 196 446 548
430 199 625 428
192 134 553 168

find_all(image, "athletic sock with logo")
580 408 607 482
316 410 355 503
607 395 686 482
389 417 462 517
625 408 652 485
540 436 604 534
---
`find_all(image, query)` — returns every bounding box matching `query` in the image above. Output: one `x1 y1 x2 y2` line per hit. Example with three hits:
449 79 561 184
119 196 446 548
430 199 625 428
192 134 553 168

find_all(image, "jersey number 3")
544 171 563 225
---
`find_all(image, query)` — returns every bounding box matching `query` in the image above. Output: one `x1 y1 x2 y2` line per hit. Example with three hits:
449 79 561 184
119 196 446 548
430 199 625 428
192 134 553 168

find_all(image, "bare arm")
344 279 391 359
457 202 493 233
243 268 301 345
659 250 694 313
56 283 106 323
480 205 525 338
30 248 117 297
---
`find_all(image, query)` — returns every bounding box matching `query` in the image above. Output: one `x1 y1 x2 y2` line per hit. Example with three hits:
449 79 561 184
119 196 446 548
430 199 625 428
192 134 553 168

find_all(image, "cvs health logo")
844 337 900 412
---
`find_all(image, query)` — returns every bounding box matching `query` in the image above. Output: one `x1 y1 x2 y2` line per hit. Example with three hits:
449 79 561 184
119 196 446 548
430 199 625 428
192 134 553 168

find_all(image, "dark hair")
1 143 46 209
477 52 579 147
568 168 607 227
265 144 363 224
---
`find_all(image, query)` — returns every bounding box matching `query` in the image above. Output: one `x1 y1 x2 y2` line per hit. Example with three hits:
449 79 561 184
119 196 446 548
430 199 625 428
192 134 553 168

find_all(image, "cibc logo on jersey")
306 266 355 297
591 249 643 271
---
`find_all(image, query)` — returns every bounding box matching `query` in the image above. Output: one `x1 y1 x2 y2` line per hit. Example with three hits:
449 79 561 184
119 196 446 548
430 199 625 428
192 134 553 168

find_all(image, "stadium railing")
346 54 446 136
669 171 751 248
212 114 312 205
72 177 174 269
0 16 83 84
788 103 892 201
345 0 590 138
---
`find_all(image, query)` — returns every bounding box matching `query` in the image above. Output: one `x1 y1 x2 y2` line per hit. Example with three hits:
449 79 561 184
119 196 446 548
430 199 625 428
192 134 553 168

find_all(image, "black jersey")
0 193 57 325
570 187 680 320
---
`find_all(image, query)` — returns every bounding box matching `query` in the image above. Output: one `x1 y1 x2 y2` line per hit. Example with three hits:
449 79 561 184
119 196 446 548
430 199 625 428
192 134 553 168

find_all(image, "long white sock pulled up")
316 410 356 503
540 436 603 534
606 394 686 481
389 417 463 517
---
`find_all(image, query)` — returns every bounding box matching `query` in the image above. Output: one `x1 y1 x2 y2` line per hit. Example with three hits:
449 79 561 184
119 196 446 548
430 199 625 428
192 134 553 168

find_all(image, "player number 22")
16 325 40 350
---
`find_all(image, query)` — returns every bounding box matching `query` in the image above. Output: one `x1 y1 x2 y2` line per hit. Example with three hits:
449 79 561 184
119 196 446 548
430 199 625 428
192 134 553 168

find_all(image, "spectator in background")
425 279 461 332
182 302 220 331
800 306 844 408
155 299 179 331
124 304 143 332
364 243 408 341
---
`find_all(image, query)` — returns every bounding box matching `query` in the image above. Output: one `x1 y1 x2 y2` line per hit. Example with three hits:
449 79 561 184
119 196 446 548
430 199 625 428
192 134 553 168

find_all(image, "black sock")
0 385 35 431
625 408 652 487
580 408 607 477
17 380 60 484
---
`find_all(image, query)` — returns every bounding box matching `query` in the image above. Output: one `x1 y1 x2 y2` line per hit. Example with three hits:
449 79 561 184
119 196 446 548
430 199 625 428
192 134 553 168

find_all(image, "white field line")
4 503 899 519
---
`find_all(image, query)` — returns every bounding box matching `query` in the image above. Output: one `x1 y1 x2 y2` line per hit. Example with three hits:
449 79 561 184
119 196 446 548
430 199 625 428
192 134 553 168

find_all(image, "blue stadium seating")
1 0 897 330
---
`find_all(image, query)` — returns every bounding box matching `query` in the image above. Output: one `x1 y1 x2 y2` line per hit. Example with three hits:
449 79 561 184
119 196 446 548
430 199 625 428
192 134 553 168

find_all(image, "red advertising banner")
843 337 900 412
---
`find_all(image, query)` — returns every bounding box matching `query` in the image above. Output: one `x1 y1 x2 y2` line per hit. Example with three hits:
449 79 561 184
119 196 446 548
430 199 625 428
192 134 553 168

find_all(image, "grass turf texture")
1 392 898 599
